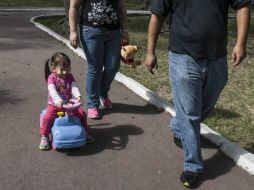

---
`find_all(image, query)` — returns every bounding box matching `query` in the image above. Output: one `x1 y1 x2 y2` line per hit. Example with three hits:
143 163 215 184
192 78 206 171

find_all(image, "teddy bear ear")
123 47 126 52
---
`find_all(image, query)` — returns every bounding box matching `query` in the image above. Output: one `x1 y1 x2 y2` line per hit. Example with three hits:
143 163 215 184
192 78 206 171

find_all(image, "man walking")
146 0 251 188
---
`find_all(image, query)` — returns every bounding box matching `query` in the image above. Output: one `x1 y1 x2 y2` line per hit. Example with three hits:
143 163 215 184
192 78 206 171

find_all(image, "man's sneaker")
180 171 200 188
100 98 112 109
174 136 182 148
88 108 100 119
39 135 50 150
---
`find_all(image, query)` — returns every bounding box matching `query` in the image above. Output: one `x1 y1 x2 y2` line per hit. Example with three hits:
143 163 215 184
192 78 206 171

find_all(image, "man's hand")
145 53 158 75
146 14 163 75
231 4 250 66
69 31 79 49
231 43 246 66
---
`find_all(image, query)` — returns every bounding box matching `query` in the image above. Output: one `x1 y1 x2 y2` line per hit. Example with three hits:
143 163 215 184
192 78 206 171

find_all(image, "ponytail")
45 59 51 82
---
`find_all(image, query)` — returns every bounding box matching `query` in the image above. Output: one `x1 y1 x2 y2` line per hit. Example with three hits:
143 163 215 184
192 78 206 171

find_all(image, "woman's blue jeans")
169 51 228 173
80 25 121 108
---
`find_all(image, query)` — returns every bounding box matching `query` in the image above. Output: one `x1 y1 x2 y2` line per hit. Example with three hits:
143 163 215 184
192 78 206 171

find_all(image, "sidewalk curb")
30 14 254 175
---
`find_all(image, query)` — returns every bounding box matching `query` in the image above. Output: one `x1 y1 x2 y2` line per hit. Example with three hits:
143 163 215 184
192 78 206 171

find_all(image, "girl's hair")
44 52 71 81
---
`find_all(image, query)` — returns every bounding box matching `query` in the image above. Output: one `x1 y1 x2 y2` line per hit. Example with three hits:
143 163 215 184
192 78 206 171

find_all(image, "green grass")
36 16 68 36
0 0 63 7
36 15 254 151
125 0 145 10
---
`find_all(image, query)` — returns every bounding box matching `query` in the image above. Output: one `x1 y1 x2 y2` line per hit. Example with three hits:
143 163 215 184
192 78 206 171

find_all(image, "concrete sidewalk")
0 10 253 190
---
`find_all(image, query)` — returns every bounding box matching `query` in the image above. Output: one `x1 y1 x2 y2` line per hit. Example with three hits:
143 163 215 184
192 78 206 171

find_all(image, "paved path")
0 10 253 190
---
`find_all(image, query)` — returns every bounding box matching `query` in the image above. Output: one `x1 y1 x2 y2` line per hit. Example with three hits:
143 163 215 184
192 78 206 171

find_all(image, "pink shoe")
88 108 100 119
100 98 112 109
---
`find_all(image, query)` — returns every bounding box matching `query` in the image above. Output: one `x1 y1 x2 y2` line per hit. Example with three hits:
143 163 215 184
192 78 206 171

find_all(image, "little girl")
39 52 95 150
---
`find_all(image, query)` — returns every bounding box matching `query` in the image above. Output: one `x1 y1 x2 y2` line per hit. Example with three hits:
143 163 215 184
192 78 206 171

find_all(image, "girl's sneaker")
39 135 50 150
100 98 112 109
88 108 100 119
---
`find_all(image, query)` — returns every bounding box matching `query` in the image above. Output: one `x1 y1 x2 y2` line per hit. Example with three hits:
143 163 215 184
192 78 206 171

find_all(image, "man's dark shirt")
150 0 251 58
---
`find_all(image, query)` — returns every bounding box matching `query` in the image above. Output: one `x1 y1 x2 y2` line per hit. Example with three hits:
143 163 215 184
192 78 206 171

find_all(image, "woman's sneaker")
100 98 112 109
39 135 50 150
88 108 100 119
180 171 200 188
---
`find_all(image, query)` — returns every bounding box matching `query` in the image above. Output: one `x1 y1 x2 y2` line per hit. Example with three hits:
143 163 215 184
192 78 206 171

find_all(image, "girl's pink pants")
40 104 88 135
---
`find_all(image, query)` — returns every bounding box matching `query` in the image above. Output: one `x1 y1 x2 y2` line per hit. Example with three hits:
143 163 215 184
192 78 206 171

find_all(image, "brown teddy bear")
121 45 142 68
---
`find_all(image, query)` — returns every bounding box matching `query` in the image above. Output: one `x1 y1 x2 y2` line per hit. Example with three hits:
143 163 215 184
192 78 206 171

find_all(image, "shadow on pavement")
0 89 23 106
200 135 219 149
57 124 144 156
100 102 163 117
196 150 235 187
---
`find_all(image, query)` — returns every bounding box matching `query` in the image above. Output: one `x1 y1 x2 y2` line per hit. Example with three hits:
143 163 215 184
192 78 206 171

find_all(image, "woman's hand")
69 31 79 49
121 30 129 45
117 0 129 45
69 0 81 49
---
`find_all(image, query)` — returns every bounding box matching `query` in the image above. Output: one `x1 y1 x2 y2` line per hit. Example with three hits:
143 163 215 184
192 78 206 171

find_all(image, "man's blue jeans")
80 25 121 108
169 52 228 173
